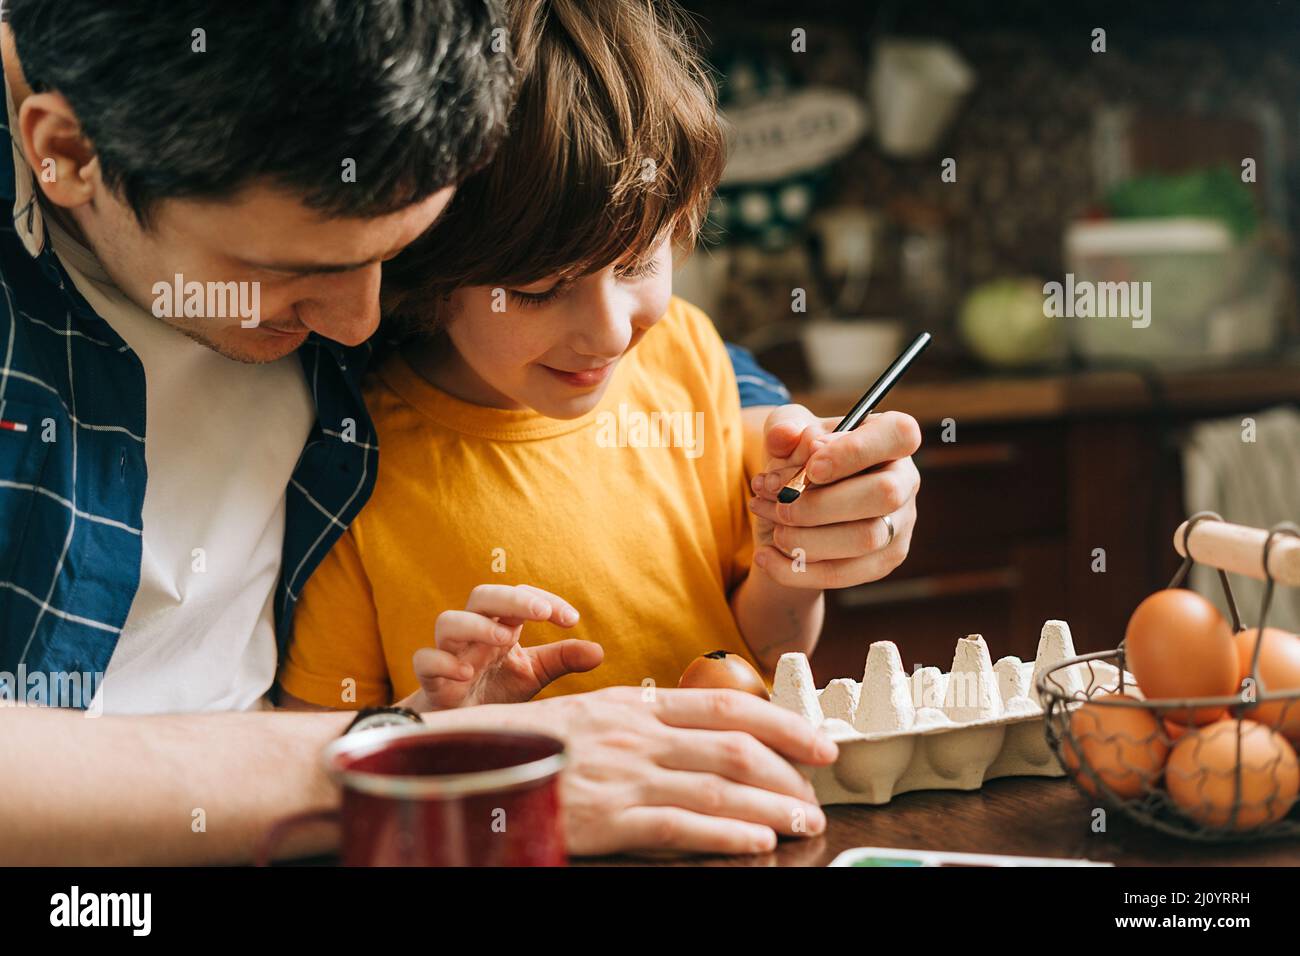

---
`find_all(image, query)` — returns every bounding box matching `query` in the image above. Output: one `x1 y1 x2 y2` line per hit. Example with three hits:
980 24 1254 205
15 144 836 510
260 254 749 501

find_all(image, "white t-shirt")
41 208 314 715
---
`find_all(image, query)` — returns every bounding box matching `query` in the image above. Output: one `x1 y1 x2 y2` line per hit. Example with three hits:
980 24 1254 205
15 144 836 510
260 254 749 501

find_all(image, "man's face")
71 181 454 363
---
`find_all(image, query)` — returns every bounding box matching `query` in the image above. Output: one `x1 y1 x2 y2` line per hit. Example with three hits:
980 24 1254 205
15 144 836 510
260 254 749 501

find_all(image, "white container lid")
1065 217 1233 256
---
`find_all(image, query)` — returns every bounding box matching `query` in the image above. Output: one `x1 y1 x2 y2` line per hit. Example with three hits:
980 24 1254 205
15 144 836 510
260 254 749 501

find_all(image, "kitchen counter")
581 777 1300 866
793 359 1300 427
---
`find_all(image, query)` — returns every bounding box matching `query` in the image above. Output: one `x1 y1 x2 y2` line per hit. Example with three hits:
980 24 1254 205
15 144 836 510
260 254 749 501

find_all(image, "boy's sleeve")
725 342 790 408
277 526 393 709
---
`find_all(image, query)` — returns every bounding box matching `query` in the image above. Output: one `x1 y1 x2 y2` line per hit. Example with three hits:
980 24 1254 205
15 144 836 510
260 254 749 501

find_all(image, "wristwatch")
343 706 423 735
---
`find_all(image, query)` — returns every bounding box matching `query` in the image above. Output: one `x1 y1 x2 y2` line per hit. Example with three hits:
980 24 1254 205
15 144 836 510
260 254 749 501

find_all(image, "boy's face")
440 240 673 419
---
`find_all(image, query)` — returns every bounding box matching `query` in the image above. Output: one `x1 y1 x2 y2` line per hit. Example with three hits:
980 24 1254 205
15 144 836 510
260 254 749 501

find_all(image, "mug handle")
253 808 340 867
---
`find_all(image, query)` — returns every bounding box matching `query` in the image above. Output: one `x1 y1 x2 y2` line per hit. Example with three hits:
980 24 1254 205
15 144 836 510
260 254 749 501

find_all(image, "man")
0 0 919 862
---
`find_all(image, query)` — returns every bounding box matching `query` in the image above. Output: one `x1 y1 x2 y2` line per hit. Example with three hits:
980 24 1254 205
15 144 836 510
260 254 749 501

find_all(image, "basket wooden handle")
1173 519 1300 587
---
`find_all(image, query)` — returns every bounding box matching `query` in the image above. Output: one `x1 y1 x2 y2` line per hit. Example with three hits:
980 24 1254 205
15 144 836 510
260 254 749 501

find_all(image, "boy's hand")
399 584 604 710
746 405 920 590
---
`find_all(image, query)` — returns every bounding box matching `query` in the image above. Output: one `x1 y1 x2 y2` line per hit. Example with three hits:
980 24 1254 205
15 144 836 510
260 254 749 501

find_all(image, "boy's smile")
540 360 618 389
417 240 674 419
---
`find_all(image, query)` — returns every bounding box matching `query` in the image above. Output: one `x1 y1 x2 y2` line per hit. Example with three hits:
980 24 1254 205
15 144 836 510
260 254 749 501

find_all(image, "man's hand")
398 584 604 710
743 405 921 590
445 686 838 856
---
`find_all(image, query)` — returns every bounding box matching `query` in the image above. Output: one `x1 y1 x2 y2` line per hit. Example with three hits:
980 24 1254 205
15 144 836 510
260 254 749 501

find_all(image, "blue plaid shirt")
0 121 789 699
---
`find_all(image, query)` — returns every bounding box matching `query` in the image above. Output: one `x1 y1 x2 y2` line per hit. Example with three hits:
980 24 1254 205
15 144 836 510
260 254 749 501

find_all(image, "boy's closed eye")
505 257 662 309
508 277 572 308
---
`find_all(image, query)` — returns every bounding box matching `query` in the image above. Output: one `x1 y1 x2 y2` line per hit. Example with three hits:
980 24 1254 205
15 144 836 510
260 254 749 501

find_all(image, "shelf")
793 361 1300 427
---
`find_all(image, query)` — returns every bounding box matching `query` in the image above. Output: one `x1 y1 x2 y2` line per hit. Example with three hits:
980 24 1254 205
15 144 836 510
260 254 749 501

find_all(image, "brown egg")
1232 628 1300 745
1062 695 1169 799
1124 589 1238 725
1166 719 1299 830
1162 719 1193 743
679 650 769 699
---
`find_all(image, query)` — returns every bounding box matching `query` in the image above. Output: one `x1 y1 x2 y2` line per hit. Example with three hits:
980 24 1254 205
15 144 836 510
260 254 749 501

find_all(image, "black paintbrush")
778 331 932 504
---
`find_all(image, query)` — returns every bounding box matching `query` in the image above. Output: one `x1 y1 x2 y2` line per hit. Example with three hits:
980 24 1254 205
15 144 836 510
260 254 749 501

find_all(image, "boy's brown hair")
384 0 725 329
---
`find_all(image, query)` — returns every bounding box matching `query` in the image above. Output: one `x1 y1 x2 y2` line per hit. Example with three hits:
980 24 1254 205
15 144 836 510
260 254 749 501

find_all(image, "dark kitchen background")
677 0 1300 681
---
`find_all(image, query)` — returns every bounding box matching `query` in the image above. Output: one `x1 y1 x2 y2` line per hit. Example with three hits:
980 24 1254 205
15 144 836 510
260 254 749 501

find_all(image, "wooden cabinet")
811 423 1067 682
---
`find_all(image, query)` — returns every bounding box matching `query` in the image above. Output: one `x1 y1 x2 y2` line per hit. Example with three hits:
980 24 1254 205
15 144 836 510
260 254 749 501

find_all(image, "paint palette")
772 620 1136 805
828 846 1112 867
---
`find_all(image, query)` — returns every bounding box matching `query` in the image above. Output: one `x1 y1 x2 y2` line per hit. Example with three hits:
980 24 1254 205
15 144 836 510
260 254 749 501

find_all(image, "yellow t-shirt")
279 297 758 707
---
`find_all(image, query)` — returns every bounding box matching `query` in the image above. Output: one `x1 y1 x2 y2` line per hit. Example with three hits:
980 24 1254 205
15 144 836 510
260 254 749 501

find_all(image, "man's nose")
295 264 383 347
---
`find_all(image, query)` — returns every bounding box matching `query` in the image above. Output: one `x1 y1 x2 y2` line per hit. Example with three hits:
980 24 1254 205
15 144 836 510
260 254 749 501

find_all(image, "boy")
278 0 863 710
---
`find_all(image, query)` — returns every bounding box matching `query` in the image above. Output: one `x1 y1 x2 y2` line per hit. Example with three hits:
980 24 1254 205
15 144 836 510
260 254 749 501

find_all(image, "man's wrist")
421 698 547 732
394 688 435 713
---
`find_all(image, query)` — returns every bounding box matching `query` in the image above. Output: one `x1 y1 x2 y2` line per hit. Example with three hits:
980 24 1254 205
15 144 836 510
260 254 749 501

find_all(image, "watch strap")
343 705 423 735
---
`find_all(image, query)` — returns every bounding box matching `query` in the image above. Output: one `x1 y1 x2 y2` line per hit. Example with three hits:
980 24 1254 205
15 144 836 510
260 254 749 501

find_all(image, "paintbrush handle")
836 332 931 432
777 332 932 504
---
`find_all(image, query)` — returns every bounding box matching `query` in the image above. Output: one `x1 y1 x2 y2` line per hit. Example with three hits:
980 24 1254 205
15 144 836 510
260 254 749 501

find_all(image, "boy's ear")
18 91 99 210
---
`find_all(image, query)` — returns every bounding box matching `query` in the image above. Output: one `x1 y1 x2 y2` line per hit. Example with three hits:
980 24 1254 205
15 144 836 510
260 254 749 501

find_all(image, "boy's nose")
572 291 637 360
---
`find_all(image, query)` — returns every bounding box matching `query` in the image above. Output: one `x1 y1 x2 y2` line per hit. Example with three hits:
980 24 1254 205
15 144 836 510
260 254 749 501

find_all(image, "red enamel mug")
257 727 568 866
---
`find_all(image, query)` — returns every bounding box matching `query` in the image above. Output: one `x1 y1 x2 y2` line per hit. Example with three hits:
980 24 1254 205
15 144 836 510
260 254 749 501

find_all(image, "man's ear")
17 90 98 210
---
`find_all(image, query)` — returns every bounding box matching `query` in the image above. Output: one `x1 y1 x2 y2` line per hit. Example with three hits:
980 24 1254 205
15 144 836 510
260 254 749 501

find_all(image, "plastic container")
1062 217 1281 365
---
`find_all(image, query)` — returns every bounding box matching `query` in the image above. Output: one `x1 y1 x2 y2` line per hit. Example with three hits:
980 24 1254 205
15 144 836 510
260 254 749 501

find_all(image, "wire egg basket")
1038 513 1300 842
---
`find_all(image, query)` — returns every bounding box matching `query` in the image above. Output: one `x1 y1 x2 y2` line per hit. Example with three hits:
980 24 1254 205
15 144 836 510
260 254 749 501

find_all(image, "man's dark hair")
5 0 515 224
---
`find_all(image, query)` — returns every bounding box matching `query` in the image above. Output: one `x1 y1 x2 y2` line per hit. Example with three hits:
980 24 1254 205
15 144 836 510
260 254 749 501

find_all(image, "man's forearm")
730 572 825 672
0 706 353 865
0 697 561 865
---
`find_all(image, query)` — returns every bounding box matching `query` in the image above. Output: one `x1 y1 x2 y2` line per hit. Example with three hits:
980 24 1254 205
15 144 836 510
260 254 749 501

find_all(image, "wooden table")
580 777 1300 866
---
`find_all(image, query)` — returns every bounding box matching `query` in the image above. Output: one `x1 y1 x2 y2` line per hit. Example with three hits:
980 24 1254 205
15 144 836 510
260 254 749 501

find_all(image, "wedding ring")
881 513 895 549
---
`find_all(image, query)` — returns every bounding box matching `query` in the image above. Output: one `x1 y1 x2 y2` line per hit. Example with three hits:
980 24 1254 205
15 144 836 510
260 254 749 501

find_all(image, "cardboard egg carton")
773 620 1134 805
